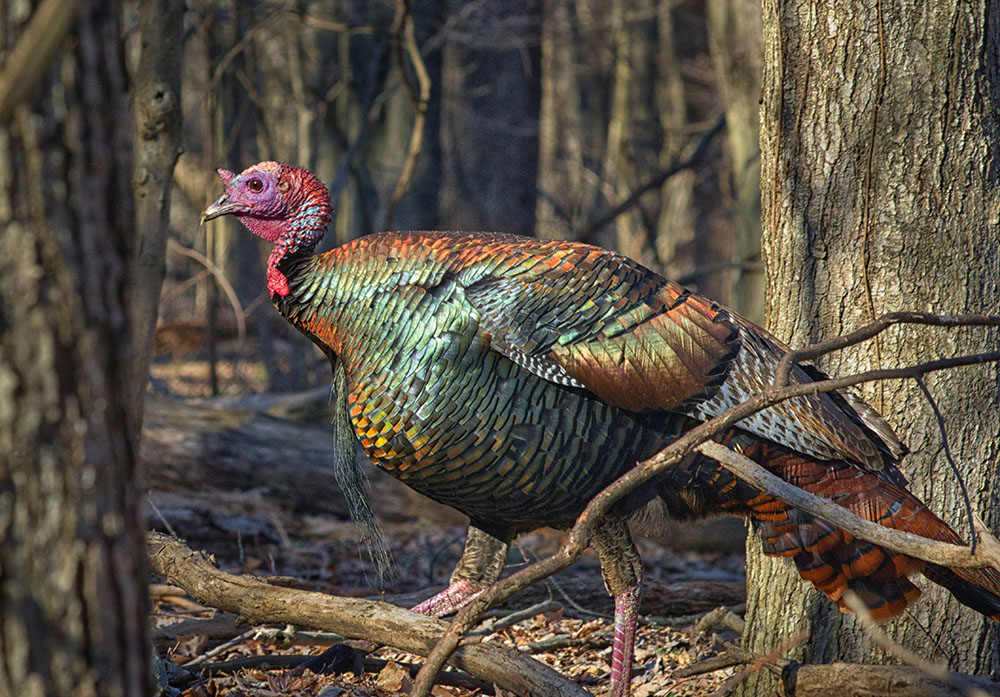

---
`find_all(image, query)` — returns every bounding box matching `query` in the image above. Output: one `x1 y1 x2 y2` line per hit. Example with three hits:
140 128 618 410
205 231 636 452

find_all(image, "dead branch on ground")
841 591 997 697
782 663 999 697
146 532 589 697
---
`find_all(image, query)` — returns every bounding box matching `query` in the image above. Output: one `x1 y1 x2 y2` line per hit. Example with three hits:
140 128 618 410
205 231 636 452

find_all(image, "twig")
147 492 180 538
201 4 289 96
411 315 1000 697
672 650 749 679
520 633 611 655
471 600 563 636
842 592 994 697
384 0 432 229
184 628 258 666
698 440 1000 570
915 375 976 552
285 12 378 37
167 239 247 348
580 115 725 239
0 0 78 123
773 312 1000 388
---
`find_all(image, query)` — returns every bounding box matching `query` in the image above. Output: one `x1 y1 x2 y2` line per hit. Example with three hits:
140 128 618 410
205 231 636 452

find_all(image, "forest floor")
147 335 750 697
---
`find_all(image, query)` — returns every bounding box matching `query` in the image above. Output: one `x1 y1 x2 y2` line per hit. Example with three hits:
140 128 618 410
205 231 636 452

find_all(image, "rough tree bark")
0 1 151 695
130 0 183 428
741 0 1000 692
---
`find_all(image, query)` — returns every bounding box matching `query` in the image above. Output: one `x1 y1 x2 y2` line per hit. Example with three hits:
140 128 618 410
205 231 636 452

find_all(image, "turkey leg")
297 525 508 673
592 518 644 697
412 526 510 615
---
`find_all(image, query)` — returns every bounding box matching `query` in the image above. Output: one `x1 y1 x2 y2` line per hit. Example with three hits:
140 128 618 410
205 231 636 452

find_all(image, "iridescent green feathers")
285 230 902 473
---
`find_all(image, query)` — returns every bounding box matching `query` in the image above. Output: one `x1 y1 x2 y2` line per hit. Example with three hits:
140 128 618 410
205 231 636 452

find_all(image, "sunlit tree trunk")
741 1 1000 692
0 1 151 695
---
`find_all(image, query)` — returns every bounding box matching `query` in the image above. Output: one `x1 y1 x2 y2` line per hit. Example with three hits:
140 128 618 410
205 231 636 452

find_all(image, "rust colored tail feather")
660 433 1000 621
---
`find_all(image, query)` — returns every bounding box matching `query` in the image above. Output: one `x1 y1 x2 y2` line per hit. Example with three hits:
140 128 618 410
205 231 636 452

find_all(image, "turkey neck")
271 237 419 361
261 171 332 298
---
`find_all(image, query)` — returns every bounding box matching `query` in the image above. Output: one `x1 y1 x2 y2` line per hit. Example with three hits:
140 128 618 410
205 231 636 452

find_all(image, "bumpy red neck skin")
237 164 332 297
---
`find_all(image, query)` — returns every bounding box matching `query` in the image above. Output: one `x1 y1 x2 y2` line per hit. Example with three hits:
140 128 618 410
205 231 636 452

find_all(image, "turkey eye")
247 178 263 193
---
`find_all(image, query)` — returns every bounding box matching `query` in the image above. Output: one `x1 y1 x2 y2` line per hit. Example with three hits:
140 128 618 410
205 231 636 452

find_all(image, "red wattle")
267 265 290 297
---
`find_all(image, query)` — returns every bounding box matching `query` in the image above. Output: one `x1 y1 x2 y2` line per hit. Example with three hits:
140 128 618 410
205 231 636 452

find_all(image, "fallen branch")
782 662 1000 697
146 532 589 697
697 440 1000 570
842 591 997 697
197 655 493 694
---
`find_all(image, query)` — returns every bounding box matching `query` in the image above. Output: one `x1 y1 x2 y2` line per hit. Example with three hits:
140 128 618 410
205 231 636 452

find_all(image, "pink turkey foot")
295 579 484 675
607 582 642 697
410 578 485 617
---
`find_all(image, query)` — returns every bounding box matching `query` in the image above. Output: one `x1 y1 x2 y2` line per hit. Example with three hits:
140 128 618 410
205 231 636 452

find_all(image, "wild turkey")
202 161 1000 696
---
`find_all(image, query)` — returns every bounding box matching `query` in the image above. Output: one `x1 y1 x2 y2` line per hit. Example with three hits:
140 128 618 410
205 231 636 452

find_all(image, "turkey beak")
200 193 242 225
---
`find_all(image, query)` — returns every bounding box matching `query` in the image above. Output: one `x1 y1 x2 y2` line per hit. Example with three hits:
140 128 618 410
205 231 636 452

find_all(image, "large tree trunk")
0 1 151 695
742 0 1000 692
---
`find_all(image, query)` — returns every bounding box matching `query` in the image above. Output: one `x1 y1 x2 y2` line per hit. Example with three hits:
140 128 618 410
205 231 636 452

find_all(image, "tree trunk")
440 0 542 237
705 0 763 322
130 0 183 429
0 1 151 695
742 0 1000 692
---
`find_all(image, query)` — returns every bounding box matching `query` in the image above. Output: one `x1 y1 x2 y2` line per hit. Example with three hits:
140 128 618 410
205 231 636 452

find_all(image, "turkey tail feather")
666 434 1000 621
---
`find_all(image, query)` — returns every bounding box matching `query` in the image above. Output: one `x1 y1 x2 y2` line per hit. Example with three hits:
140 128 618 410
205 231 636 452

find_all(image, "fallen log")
141 396 465 525
782 662 1000 697
147 532 590 697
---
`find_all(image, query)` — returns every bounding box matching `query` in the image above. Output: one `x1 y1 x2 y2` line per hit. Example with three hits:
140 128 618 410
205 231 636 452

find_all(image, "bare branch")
579 115 725 239
842 592 996 697
773 312 1000 387
202 6 287 96
0 0 78 123
167 239 247 348
146 532 589 697
384 0 432 229
698 440 1000 570
915 376 976 550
